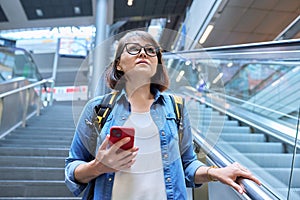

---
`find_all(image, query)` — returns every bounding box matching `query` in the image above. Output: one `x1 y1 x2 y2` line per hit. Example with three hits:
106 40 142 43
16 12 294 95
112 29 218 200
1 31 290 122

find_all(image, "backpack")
93 91 184 146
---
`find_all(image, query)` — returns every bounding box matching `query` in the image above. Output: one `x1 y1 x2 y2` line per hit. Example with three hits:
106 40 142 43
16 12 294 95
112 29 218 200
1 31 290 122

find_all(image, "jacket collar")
115 87 166 104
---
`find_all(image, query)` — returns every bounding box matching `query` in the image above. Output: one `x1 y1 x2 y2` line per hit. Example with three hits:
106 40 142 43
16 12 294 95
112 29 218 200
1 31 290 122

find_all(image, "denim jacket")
65 88 204 200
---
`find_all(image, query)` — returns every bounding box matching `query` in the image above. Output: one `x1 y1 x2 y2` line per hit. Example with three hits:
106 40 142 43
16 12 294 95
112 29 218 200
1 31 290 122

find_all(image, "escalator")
164 39 300 199
185 94 299 199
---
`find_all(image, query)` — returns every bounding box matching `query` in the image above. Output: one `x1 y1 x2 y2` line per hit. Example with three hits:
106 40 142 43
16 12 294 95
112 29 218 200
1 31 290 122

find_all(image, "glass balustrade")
163 39 300 199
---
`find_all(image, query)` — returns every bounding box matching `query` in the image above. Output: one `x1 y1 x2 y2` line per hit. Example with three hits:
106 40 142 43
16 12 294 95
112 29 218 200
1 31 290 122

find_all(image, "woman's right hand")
94 135 139 173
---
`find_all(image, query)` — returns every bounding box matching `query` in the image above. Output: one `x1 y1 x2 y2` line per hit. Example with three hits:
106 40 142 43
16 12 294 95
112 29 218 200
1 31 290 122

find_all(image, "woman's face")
117 37 158 81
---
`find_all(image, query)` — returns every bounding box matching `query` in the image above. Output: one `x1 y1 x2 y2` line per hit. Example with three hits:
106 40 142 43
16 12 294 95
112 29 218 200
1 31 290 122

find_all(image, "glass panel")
163 40 300 199
0 47 41 82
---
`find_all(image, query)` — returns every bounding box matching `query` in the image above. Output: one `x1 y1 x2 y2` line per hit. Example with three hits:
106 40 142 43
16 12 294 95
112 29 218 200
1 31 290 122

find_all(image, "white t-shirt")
112 112 167 200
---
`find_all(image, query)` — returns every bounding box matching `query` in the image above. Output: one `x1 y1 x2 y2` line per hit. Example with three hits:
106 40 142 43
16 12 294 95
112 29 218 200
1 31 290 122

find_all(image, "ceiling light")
199 24 214 44
35 9 43 17
127 0 134 6
185 60 191 65
212 72 223 84
227 62 233 67
176 70 185 82
167 15 171 23
74 6 81 14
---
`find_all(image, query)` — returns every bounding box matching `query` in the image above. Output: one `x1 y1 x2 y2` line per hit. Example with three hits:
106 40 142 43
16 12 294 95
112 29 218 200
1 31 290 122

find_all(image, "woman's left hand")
211 162 261 194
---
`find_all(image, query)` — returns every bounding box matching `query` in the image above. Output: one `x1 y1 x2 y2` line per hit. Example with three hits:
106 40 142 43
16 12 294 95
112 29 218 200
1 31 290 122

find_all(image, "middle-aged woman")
65 30 261 200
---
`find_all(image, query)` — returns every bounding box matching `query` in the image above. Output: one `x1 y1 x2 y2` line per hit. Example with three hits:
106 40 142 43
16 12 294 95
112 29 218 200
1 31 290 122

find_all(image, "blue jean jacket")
65 89 204 199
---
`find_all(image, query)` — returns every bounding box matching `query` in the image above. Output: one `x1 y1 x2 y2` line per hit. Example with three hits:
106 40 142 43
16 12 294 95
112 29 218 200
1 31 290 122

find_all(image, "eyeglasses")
124 43 159 57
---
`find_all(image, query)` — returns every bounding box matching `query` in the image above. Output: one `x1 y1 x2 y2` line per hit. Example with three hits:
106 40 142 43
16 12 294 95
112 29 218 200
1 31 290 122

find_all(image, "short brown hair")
106 30 170 92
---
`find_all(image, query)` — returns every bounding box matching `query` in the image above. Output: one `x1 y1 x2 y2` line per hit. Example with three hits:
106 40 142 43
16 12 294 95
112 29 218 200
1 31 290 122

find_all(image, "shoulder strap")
94 91 118 130
93 92 184 144
169 94 184 146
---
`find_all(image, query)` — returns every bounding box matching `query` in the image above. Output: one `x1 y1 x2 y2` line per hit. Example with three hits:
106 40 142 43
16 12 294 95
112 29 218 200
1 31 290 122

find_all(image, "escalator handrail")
192 129 279 200
224 62 296 95
185 91 300 149
164 38 300 57
208 89 298 121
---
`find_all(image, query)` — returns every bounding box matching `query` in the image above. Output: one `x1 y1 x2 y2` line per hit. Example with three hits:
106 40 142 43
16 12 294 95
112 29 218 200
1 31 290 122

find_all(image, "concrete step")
0 147 69 157
11 129 75 135
26 121 75 127
0 143 71 148
0 167 64 180
0 181 75 197
5 134 73 140
0 101 80 198
0 138 72 146
16 126 75 132
0 156 65 167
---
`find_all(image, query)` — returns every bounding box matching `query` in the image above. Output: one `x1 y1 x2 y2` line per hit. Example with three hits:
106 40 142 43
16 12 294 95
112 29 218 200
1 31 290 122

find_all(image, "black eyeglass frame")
123 43 160 57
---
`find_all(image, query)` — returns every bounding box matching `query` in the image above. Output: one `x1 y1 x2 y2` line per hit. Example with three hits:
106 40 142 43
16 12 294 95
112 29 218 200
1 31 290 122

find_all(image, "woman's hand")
210 162 261 194
74 135 138 184
94 135 139 173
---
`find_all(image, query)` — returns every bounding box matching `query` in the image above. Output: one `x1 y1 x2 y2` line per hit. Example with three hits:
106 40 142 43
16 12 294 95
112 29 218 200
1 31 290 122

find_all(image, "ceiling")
0 0 191 32
204 0 300 47
0 0 299 49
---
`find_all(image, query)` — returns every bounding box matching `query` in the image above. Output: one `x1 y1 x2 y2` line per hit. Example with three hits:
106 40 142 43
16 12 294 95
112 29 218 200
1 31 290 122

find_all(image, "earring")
117 66 122 71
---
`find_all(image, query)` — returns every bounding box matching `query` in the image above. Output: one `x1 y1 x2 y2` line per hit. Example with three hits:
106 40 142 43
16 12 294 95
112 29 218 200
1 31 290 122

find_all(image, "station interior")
0 0 300 199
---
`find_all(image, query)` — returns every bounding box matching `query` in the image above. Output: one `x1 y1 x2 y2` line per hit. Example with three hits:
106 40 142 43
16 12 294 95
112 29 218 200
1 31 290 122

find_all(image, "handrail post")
36 84 43 116
22 88 30 127
0 98 3 128
49 80 55 106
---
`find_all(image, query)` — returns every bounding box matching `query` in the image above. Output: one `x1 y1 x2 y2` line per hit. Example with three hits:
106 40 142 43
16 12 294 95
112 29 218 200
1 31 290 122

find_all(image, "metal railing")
0 78 55 139
192 129 278 200
185 89 299 199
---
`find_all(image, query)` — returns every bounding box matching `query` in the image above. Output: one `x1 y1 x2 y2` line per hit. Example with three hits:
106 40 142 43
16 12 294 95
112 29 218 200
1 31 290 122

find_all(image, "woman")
65 30 260 199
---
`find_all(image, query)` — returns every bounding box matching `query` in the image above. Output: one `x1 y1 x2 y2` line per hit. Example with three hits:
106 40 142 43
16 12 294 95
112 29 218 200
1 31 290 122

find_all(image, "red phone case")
109 126 135 150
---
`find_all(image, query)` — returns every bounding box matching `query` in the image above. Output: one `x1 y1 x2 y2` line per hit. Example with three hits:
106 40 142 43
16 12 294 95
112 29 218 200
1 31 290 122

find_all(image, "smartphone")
109 126 135 150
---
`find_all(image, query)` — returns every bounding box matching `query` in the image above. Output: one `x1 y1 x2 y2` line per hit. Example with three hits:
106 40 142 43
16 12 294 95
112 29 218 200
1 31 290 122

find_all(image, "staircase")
187 99 300 199
0 101 81 199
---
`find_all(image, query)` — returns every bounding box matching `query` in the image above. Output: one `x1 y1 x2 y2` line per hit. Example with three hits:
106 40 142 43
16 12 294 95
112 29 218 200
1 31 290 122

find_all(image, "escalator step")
217 142 283 153
220 133 265 142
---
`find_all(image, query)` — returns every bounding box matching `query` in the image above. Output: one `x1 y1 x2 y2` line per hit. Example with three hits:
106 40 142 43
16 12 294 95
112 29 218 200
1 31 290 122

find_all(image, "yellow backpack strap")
94 91 118 130
173 95 183 121
170 94 184 149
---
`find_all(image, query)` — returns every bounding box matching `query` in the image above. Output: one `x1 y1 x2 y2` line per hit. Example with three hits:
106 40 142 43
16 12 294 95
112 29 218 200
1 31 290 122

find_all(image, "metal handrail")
184 89 299 199
0 78 55 130
186 90 299 150
192 129 281 200
0 78 53 99
207 89 298 121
